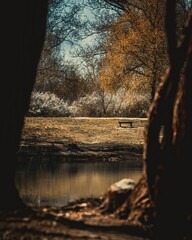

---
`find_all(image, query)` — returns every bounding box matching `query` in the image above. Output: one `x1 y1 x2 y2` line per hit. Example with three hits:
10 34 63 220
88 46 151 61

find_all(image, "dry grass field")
22 117 147 146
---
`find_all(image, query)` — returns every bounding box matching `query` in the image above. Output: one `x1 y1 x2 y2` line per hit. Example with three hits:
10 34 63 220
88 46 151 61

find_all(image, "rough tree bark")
143 1 192 239
0 0 48 209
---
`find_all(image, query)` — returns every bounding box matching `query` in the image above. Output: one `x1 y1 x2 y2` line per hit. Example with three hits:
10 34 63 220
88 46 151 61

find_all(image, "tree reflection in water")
16 162 142 207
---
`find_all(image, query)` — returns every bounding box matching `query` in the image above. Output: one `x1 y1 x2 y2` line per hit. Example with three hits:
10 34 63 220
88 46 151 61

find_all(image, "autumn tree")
34 0 192 105
99 0 167 102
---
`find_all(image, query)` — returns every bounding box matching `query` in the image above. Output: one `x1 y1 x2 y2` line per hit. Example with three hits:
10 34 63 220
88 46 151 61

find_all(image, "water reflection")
16 162 143 207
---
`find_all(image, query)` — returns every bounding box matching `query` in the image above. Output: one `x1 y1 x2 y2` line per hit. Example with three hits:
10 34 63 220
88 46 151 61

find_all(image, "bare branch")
104 0 128 11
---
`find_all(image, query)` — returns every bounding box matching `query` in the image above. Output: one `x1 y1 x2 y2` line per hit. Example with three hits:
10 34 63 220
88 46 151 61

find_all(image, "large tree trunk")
0 0 48 209
103 2 192 239
142 2 192 239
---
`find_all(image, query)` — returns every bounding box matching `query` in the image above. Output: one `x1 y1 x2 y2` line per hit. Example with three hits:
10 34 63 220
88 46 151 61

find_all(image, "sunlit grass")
22 117 147 145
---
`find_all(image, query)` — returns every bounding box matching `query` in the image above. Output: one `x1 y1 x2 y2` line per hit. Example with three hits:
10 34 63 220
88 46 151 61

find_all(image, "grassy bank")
22 117 147 145
18 117 147 164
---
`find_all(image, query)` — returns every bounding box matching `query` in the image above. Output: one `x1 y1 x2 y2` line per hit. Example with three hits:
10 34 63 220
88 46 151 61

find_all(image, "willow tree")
99 0 167 101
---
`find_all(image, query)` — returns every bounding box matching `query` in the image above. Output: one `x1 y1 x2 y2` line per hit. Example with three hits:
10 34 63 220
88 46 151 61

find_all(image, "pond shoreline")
10 142 148 240
17 140 143 167
5 117 149 239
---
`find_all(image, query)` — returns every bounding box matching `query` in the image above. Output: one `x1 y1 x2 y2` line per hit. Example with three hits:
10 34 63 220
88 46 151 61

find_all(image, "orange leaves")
99 1 167 96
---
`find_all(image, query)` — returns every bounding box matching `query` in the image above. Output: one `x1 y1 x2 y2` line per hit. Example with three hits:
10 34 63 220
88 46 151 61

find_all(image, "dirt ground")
0 197 151 240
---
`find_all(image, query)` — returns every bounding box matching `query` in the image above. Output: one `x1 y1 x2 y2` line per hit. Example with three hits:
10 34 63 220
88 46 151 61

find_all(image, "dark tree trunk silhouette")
0 0 48 209
143 1 192 239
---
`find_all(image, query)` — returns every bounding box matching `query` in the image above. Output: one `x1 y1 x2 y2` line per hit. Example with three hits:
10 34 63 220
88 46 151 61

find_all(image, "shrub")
28 89 150 117
69 88 150 117
69 92 103 117
28 91 70 117
117 89 150 117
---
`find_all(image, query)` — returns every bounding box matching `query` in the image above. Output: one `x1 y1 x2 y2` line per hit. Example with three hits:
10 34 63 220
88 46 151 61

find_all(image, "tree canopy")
99 0 167 100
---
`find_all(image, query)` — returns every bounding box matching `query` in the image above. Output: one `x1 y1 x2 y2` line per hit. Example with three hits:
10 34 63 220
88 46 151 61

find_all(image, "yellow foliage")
99 0 168 95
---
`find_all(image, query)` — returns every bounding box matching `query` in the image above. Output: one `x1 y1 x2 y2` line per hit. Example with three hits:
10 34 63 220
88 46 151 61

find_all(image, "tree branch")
104 0 128 11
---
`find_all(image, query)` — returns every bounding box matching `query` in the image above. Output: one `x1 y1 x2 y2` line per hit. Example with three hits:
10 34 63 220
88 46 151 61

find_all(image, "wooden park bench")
118 120 133 128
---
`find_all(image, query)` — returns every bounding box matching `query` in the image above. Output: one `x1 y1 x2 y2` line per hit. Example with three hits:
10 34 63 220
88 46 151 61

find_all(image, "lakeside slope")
18 117 147 165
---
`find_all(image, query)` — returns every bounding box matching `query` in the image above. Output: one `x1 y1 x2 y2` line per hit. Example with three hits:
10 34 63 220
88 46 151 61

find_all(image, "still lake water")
16 162 143 207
